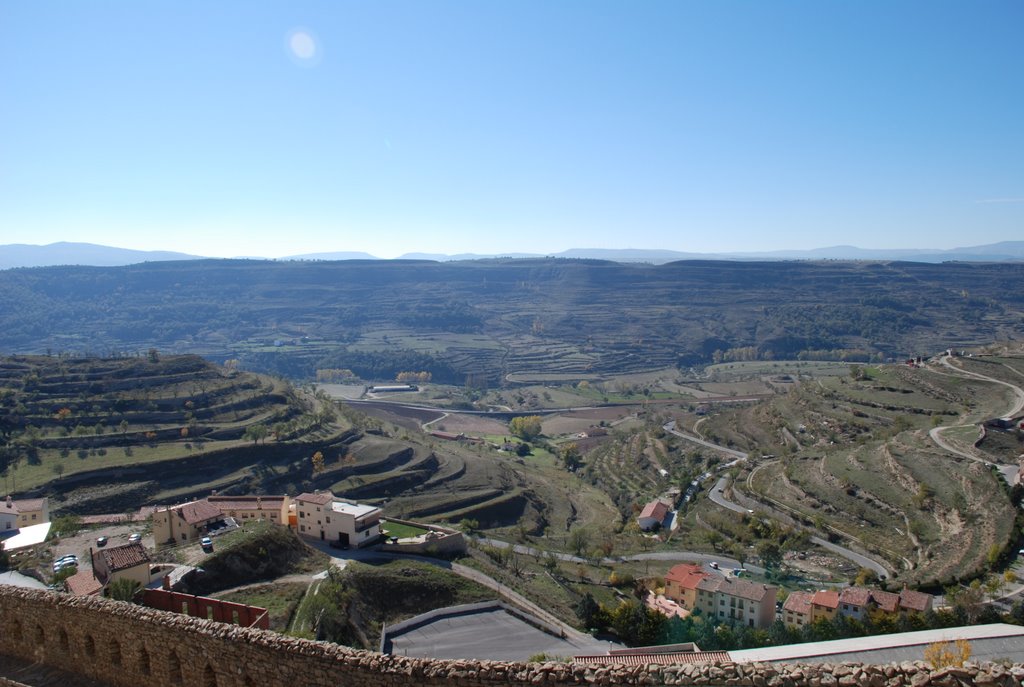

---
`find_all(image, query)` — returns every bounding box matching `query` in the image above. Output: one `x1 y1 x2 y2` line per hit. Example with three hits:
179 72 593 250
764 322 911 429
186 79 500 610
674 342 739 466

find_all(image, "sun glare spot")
286 29 320 65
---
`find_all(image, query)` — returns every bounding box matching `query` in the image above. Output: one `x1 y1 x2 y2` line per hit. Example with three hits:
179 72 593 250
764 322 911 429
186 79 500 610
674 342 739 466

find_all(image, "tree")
108 578 142 602
757 540 783 570
610 600 668 646
311 451 325 474
568 527 590 557
561 442 582 471
576 592 601 628
515 442 531 457
924 639 972 668
509 415 543 442
244 424 268 445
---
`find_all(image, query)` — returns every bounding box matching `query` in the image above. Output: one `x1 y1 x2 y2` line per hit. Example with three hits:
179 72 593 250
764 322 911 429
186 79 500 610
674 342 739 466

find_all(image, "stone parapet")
2 586 1024 687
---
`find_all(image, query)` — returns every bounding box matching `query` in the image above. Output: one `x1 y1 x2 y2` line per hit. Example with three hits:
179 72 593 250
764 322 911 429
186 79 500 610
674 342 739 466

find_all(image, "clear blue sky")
1 1 1022 258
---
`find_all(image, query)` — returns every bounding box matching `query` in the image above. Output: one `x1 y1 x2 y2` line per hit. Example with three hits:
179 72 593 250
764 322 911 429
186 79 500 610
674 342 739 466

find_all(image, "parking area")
384 605 608 661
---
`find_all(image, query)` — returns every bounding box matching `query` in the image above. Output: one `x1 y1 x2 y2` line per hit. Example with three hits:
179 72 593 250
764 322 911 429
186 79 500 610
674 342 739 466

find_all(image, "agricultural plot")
0 354 342 499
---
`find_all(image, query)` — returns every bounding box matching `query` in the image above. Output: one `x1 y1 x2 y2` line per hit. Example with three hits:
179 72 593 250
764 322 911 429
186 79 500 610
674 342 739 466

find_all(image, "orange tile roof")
65 569 103 596
95 542 150 573
639 500 669 521
573 651 731 666
296 491 334 506
666 563 708 589
811 590 840 609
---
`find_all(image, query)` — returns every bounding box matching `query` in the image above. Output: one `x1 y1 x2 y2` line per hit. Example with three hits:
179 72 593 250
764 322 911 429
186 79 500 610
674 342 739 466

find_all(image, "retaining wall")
2 587 1024 687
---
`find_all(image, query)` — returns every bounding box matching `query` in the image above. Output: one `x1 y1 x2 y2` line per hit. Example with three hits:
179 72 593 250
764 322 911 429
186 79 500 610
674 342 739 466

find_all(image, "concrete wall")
3 586 1024 687
378 517 467 556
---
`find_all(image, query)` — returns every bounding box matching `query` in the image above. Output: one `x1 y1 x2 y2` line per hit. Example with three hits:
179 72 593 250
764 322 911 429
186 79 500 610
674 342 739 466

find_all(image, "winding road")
928 355 1024 485
664 421 892 578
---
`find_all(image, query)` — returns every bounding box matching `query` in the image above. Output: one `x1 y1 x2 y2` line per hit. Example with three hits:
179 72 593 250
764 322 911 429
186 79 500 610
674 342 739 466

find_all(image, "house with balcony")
294 491 381 548
664 563 777 628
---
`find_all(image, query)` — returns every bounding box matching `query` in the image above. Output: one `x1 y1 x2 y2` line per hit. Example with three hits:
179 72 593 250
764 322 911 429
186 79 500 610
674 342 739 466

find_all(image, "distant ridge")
0 242 201 269
2 240 1024 269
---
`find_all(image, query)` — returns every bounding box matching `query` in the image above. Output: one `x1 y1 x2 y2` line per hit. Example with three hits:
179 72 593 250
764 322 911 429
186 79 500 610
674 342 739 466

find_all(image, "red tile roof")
711 576 776 603
65 569 103 596
95 542 150 573
871 589 901 613
665 563 708 590
173 499 223 525
899 589 933 612
811 590 840 609
639 500 669 521
296 491 334 506
783 591 813 616
573 651 731 666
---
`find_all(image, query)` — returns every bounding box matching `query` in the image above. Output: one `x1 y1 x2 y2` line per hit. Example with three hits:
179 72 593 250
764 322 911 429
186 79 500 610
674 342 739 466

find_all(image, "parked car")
53 555 78 572
96 536 108 547
200 536 213 551
128 533 142 543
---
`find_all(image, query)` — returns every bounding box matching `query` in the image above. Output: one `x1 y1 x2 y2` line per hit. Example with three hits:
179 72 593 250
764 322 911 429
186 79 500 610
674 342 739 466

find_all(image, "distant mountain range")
2 240 1023 269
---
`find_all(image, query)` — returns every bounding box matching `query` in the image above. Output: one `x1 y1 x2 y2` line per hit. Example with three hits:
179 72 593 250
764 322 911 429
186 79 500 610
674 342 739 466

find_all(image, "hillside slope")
0 259 1021 383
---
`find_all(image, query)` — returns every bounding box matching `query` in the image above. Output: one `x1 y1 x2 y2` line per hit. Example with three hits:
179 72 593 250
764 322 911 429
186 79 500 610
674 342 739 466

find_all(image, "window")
719 599 724 605
843 604 849 610
719 611 724 617
300 525 305 532
31 514 37 520
325 516 330 523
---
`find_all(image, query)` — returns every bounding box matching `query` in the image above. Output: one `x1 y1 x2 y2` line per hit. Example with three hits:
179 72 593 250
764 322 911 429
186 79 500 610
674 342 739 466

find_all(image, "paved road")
663 421 748 461
709 476 749 514
477 535 768 576
928 356 1024 485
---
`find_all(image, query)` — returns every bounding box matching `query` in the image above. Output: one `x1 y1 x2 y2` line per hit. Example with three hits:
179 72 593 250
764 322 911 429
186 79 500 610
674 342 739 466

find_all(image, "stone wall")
2 586 1024 687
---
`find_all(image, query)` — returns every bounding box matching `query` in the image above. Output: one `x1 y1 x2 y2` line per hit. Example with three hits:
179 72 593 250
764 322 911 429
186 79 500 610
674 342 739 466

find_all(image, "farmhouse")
2 495 49 529
152 499 227 545
637 499 669 531
664 563 777 628
66 542 151 596
295 491 381 548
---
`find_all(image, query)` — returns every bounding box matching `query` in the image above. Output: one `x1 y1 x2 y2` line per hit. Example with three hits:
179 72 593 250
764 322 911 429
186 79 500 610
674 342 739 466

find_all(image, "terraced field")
0 354 348 510
718 358 1022 586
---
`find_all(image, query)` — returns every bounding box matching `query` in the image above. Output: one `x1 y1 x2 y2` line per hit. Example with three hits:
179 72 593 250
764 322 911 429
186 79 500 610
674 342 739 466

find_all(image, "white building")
294 491 381 548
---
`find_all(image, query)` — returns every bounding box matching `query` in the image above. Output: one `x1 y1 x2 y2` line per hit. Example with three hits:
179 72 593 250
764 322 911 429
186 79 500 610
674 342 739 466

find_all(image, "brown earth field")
432 413 509 435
